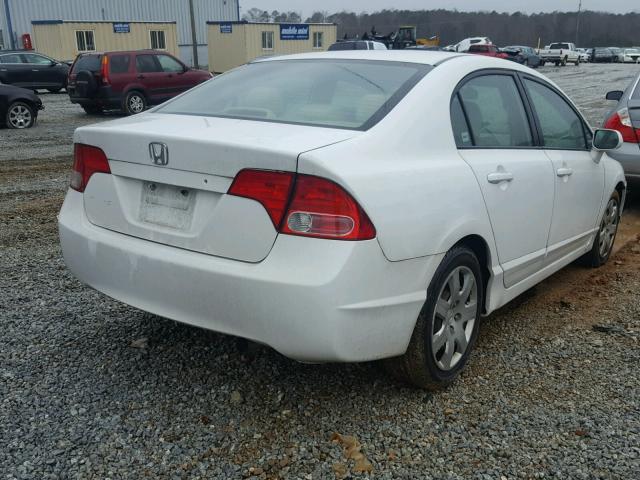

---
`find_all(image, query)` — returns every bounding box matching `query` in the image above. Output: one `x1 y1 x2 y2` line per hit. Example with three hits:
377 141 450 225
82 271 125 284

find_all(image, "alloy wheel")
8 104 32 129
431 266 478 371
598 198 619 258
129 95 145 113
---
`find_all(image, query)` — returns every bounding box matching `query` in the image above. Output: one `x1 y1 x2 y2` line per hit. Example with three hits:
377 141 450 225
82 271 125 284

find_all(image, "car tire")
561 57 567 66
6 101 36 129
122 90 147 115
82 105 103 115
524 59 530 67
582 191 621 268
383 246 483 390
575 57 580 65
47 87 62 93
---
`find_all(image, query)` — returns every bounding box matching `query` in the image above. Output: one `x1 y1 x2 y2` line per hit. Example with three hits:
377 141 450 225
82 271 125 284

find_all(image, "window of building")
313 31 324 49
150 30 166 50
261 31 274 50
75 31 96 52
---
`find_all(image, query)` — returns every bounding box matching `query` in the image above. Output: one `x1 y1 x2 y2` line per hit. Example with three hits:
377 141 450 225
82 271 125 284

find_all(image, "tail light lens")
70 144 111 192
227 170 295 226
228 169 376 241
100 55 110 85
604 108 639 143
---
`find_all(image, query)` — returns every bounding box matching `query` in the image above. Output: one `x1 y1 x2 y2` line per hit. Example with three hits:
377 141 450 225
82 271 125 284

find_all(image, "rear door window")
136 54 162 73
457 74 533 148
0 54 24 64
451 95 473 147
523 79 588 150
110 54 130 74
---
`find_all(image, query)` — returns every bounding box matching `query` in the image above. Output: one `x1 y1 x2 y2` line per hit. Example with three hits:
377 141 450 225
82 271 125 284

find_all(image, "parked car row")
0 48 212 128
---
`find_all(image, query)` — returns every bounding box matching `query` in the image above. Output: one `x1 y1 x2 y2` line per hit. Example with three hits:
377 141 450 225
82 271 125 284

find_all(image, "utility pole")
575 0 582 46
188 0 199 69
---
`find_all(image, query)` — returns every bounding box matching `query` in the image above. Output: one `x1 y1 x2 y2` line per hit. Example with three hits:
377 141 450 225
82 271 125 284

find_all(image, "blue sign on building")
280 24 309 40
113 23 130 33
220 23 232 34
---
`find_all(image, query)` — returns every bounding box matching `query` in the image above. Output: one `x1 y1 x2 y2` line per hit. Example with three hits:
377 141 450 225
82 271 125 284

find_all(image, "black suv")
0 50 69 92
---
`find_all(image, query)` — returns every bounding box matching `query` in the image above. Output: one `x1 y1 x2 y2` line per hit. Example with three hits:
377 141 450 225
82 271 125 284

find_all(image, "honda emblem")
149 142 169 166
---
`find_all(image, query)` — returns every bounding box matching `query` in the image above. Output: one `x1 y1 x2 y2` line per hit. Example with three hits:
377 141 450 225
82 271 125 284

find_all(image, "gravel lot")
1 63 640 479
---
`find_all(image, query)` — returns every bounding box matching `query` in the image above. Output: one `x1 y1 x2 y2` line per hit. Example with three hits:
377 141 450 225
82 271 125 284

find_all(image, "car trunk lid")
76 113 357 262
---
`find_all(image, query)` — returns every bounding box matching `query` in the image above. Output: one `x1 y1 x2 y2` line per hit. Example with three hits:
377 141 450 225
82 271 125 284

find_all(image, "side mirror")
49 60 58 67
605 90 623 101
593 128 623 151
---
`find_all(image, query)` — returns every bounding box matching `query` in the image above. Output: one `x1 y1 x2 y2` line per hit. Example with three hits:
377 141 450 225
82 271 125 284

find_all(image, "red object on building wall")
22 34 33 50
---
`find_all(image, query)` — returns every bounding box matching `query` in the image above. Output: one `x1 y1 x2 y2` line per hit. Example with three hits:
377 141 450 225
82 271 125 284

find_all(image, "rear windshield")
157 59 430 130
72 54 102 73
549 43 570 50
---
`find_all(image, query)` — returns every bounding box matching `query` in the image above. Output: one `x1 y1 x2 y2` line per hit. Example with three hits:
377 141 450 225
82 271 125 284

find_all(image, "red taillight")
100 55 110 85
604 108 639 143
281 175 376 240
227 170 295 226
228 169 376 241
70 144 111 192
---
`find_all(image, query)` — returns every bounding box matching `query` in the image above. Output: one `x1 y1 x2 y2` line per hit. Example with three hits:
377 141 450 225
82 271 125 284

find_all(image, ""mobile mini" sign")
280 24 309 40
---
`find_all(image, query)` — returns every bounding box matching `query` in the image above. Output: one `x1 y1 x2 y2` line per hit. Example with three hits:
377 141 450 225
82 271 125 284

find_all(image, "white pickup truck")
539 42 581 66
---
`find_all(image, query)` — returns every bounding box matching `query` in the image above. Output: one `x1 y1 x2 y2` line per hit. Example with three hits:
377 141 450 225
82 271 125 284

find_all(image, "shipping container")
208 21 338 73
0 0 239 66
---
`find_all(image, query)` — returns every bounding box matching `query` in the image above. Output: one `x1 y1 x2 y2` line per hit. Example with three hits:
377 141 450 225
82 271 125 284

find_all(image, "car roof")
0 50 48 55
254 50 465 65
78 49 165 56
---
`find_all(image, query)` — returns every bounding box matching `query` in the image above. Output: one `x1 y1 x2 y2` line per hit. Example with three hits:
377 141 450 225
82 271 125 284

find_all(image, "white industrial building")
0 0 239 67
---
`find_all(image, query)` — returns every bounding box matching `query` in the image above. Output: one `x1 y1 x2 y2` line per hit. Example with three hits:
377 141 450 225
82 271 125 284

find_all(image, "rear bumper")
608 142 640 177
68 85 121 107
58 189 441 362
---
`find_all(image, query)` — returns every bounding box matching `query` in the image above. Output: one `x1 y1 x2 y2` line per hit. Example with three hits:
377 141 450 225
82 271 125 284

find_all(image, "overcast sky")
241 0 638 17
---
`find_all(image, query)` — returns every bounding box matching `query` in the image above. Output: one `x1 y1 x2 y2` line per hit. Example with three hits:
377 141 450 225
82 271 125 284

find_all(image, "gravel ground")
1 63 640 479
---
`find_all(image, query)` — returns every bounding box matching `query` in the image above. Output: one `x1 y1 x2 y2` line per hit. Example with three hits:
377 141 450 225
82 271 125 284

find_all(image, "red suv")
67 50 212 115
467 44 509 59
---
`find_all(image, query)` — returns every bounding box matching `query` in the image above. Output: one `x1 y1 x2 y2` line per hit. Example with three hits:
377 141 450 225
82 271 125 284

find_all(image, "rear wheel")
575 57 580 65
582 191 620 267
6 101 35 129
122 90 146 115
561 57 567 66
384 246 483 390
47 87 62 93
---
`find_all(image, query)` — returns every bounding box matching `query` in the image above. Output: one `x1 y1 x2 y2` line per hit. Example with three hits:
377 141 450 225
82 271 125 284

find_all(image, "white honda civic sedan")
59 51 626 389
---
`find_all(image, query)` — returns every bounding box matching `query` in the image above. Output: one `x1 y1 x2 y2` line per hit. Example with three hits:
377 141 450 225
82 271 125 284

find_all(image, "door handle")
487 172 514 184
137 75 145 79
556 167 573 177
32 69 39 72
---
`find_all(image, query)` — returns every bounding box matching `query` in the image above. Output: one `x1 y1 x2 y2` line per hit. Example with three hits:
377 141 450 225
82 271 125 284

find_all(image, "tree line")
243 8 640 47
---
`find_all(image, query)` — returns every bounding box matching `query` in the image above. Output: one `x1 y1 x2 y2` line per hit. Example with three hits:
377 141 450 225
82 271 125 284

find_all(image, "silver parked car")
604 72 640 178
